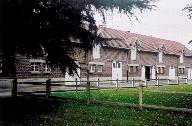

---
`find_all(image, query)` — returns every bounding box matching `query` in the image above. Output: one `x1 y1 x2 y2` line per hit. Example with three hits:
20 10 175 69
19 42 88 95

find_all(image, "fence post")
145 79 147 87
46 79 51 99
157 77 159 87
97 78 100 89
177 76 179 85
116 79 118 88
139 84 143 110
12 78 17 98
186 78 188 84
132 78 134 87
75 78 78 93
86 81 90 105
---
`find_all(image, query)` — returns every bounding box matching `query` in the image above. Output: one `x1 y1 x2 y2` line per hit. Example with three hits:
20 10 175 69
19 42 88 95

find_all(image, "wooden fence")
1 77 192 113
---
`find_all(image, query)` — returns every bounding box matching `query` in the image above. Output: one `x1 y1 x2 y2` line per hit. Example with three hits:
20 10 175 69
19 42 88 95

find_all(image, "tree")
0 0 156 77
183 3 192 44
183 3 192 19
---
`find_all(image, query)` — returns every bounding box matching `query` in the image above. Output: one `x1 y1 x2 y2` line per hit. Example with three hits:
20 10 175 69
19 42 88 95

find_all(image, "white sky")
95 0 192 49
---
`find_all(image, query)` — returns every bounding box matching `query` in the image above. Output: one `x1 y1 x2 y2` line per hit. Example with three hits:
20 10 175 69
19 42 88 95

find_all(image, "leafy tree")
183 3 192 19
183 3 192 44
0 0 156 77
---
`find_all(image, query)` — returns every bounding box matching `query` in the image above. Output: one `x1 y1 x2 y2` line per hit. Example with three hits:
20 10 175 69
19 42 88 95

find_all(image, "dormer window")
131 48 137 60
93 44 100 59
180 53 184 63
158 51 163 63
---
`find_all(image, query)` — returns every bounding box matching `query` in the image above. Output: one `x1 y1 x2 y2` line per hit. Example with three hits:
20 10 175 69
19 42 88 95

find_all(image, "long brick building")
1 26 192 82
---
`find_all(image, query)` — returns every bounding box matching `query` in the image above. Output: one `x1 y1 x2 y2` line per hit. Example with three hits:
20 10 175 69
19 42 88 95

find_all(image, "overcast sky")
95 0 192 49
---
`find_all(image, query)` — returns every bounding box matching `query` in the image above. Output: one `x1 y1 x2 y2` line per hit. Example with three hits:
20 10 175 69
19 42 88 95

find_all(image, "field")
51 85 192 109
1 85 192 126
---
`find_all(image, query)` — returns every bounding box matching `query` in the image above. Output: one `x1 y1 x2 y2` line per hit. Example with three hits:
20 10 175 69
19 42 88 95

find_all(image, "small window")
131 49 137 60
43 64 51 73
31 62 40 73
97 65 103 73
178 68 184 74
129 66 138 73
117 62 120 68
180 54 184 63
93 44 100 59
0 60 2 73
113 63 116 68
157 67 164 74
158 51 163 63
90 65 96 73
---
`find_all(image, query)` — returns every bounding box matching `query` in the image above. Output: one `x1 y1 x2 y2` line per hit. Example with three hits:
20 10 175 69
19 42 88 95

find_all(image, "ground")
1 85 192 126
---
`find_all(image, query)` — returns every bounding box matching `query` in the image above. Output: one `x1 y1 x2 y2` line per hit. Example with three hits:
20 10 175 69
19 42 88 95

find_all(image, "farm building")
1 26 192 82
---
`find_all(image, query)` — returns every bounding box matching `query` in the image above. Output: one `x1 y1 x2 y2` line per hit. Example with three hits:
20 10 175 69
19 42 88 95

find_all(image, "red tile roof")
99 26 192 56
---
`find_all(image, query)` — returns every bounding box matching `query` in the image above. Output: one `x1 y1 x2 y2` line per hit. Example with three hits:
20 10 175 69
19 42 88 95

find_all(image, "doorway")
145 66 151 80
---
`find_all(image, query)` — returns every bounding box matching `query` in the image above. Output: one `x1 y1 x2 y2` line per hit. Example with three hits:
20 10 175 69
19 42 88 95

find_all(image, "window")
90 65 96 73
158 51 163 63
129 66 138 73
113 63 116 68
97 65 103 73
43 64 51 73
93 44 100 59
178 68 184 74
117 62 120 68
131 48 137 60
180 54 184 63
0 60 2 73
31 62 40 73
113 61 121 68
157 67 164 74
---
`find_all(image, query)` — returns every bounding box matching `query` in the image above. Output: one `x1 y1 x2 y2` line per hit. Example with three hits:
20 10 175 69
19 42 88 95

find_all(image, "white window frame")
43 64 51 73
180 53 184 63
30 62 40 74
157 67 165 74
93 44 101 59
90 65 96 73
97 65 103 73
158 51 163 63
131 48 137 60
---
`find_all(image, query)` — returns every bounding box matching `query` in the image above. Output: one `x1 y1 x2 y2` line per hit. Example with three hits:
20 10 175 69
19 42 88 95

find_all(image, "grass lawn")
1 96 192 126
51 85 192 109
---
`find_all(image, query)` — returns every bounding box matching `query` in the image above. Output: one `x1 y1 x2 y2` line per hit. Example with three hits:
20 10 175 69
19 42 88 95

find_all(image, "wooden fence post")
145 79 147 87
86 81 90 105
157 77 159 87
139 84 143 110
46 79 51 99
186 78 188 84
177 76 179 85
132 78 134 87
12 78 17 98
116 79 118 88
97 78 100 89
168 79 170 85
75 78 78 93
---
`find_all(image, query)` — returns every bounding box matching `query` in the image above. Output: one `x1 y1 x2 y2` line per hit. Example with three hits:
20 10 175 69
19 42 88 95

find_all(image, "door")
188 68 192 80
112 61 122 80
65 62 80 85
141 66 145 80
145 66 151 80
169 66 175 80
151 66 156 80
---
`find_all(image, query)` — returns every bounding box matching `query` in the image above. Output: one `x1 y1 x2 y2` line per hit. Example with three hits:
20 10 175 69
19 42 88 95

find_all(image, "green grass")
51 85 192 109
1 96 192 126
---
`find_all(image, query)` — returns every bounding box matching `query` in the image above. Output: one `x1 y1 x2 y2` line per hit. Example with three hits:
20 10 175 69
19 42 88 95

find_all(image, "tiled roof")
99 26 192 56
